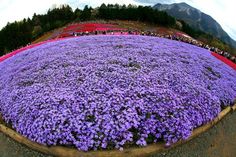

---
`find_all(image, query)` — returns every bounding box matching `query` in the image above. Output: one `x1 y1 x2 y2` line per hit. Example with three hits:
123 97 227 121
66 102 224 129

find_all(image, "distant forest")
0 4 234 56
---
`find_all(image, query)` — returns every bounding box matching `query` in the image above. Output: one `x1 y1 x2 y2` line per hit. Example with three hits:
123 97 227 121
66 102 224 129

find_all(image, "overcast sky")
0 0 235 40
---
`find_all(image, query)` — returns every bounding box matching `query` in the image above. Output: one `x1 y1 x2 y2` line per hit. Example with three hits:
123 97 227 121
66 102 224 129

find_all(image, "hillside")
0 3 235 56
153 2 236 49
31 20 191 43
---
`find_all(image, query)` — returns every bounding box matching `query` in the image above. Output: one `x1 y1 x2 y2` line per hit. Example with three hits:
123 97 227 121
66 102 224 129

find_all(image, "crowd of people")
160 33 236 64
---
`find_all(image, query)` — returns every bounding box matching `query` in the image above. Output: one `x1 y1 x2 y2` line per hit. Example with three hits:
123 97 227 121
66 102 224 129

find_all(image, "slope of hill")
1 3 234 56
30 20 192 43
153 2 236 49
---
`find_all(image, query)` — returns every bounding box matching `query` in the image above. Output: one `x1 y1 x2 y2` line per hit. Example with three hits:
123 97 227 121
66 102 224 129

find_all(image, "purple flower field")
0 35 235 151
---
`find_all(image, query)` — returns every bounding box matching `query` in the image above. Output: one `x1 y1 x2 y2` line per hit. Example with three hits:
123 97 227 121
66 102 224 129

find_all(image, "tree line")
98 4 175 26
0 3 234 56
0 4 75 55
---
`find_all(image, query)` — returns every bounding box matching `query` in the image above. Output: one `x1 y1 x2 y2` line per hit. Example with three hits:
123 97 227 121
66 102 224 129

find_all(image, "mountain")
153 2 236 49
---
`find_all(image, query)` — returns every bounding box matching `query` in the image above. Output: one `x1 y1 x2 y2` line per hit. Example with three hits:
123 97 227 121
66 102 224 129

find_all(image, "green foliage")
0 5 75 54
74 8 82 21
98 4 176 26
32 25 43 38
0 19 33 54
80 5 92 21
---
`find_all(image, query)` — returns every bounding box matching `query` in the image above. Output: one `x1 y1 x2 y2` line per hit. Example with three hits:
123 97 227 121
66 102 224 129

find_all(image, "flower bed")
0 105 235 157
211 52 236 70
0 35 235 151
57 23 126 38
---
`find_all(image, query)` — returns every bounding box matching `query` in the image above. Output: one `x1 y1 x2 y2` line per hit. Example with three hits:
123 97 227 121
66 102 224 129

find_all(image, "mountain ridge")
153 2 236 49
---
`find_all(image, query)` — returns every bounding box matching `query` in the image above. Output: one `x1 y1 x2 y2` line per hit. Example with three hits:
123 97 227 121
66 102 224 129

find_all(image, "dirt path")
0 111 236 157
